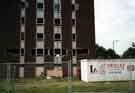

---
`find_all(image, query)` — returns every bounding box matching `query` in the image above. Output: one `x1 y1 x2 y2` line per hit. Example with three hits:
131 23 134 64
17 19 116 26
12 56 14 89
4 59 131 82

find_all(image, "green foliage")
122 47 135 58
1 79 134 93
96 44 120 59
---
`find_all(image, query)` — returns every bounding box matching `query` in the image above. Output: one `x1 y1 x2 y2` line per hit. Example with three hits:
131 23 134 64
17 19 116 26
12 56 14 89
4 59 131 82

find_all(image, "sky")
94 0 135 55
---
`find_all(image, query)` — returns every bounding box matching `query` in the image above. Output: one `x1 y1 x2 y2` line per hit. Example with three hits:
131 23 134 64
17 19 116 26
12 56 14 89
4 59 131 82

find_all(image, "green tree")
96 44 107 59
106 48 120 59
96 44 120 59
122 47 135 58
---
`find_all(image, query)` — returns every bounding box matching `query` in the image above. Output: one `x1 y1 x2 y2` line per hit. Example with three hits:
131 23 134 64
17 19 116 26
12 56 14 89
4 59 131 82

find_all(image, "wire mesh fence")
0 61 135 93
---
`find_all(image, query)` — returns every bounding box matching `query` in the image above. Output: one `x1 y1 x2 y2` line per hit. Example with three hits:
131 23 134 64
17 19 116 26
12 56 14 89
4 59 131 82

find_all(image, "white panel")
54 56 62 64
21 25 25 32
54 26 61 33
54 0 61 18
81 59 135 82
20 56 24 64
21 40 24 48
37 25 44 33
19 67 24 78
72 11 76 19
37 0 44 3
36 41 44 48
54 13 61 18
72 0 75 4
21 0 26 2
54 41 62 49
36 11 44 18
75 4 79 11
36 56 44 63
72 41 76 49
81 60 88 82
72 56 77 64
21 8 25 17
36 67 44 77
72 26 76 33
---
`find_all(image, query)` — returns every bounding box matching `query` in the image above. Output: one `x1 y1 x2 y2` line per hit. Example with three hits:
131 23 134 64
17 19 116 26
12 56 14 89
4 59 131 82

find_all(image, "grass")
0 79 135 93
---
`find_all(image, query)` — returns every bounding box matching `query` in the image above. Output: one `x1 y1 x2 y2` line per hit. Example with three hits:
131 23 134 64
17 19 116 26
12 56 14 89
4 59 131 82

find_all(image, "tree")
96 44 120 59
131 42 135 48
122 47 135 58
106 48 120 59
96 44 107 59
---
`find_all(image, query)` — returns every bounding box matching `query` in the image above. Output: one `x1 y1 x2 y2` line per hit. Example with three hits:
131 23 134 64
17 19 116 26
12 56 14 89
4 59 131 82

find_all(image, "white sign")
81 59 135 82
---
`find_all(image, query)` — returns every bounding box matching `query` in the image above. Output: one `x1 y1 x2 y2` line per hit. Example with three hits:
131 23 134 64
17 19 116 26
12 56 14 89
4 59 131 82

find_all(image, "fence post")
7 63 11 93
68 59 72 93
6 63 16 93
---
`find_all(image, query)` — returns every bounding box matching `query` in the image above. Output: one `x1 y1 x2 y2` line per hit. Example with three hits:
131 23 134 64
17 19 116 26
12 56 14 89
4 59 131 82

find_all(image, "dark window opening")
55 49 61 55
37 49 43 56
62 49 66 55
50 49 54 56
72 19 75 25
72 4 75 11
7 48 19 56
37 18 44 24
20 2 25 8
54 19 61 26
37 3 43 9
54 4 60 12
72 34 76 41
45 49 48 55
54 33 61 40
72 49 76 56
21 17 25 24
32 49 36 56
21 48 24 56
37 33 44 40
77 49 88 55
21 32 24 40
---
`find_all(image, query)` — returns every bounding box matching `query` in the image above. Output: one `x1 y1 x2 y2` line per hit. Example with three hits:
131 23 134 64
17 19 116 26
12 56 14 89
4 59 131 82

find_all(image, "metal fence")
0 61 73 93
0 61 135 93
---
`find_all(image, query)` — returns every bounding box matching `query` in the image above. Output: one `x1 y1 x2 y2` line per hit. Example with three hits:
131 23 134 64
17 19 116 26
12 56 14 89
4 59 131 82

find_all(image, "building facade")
17 0 95 78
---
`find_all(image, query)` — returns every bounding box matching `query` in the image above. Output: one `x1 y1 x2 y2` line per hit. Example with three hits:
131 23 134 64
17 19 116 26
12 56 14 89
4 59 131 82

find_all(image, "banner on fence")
81 59 135 82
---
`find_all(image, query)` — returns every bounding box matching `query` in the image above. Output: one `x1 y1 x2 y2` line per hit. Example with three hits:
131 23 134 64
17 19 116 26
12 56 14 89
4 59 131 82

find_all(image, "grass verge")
0 79 135 93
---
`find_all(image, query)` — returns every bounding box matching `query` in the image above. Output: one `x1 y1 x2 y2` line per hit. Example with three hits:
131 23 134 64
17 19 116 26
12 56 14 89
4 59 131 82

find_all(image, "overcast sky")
95 0 135 55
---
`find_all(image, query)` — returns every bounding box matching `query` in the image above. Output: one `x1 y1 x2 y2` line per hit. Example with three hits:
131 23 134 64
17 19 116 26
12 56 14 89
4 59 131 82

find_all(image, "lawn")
0 79 135 93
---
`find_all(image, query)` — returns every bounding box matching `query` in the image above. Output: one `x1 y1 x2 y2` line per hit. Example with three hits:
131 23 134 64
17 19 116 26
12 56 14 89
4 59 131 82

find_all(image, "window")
72 49 76 56
37 18 44 24
50 49 54 56
45 49 48 55
32 49 36 56
77 49 88 55
72 19 75 25
37 3 43 9
54 0 61 13
21 32 24 40
54 33 61 40
72 34 76 41
21 17 25 24
37 33 44 40
62 49 66 55
37 49 44 56
54 18 61 26
21 48 24 56
20 2 25 8
54 3 60 12
72 4 75 11
55 49 61 55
